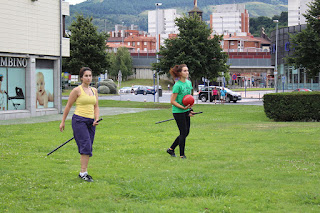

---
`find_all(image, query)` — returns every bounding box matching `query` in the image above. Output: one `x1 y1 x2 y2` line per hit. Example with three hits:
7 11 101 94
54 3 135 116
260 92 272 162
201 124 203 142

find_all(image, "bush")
104 81 117 94
263 92 320 121
98 85 110 94
96 79 117 94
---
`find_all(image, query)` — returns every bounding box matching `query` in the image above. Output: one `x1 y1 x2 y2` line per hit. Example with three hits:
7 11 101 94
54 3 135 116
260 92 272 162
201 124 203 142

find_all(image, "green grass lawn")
1 104 320 212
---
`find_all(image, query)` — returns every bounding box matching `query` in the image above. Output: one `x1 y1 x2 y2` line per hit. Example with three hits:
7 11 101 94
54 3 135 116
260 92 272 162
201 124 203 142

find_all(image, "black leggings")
170 111 190 156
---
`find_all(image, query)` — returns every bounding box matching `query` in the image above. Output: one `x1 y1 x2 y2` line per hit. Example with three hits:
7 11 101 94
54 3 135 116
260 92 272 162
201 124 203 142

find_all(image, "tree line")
250 12 288 37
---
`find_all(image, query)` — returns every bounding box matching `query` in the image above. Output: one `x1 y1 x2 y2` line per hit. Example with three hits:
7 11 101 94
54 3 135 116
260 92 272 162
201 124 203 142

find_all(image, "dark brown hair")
169 64 187 80
79 67 92 81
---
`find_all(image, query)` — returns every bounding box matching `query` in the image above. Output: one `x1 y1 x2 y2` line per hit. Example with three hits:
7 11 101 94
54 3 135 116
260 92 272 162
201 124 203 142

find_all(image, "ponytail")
169 64 187 80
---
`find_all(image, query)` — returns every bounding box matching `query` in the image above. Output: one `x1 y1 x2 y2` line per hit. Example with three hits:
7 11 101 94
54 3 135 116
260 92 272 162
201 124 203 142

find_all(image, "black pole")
155 112 203 124
47 118 103 156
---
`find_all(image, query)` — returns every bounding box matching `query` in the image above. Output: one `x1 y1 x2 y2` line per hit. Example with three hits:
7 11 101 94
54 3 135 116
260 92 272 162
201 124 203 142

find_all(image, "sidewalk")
0 107 156 125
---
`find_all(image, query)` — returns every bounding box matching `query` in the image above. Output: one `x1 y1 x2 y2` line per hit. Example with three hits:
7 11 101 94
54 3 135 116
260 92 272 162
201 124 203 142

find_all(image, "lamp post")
155 3 162 103
273 20 279 93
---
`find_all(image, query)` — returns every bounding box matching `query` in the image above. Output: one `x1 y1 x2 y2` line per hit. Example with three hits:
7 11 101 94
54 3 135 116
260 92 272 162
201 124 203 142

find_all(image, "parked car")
134 86 147 95
292 88 312 92
146 86 156 95
131 85 143 93
198 86 242 103
119 87 132 93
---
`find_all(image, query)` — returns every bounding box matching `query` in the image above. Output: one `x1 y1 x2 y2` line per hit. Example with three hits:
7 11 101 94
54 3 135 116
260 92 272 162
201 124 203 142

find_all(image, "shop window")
36 69 54 108
0 67 26 111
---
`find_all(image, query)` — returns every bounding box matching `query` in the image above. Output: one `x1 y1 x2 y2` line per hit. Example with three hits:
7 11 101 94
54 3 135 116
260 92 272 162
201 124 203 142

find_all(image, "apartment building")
0 0 70 120
148 9 181 46
288 0 313 26
210 4 249 35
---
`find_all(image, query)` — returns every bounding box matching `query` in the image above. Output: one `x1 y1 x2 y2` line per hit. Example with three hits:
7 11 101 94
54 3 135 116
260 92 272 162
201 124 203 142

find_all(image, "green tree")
108 47 133 80
250 12 288 37
153 14 229 86
287 0 320 77
63 14 109 76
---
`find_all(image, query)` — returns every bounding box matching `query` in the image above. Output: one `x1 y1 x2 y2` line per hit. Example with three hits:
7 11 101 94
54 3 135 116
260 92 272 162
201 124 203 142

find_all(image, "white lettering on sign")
0 57 28 67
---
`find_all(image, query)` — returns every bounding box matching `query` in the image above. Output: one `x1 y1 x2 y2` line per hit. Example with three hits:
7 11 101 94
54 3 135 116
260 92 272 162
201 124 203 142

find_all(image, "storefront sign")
0 57 27 68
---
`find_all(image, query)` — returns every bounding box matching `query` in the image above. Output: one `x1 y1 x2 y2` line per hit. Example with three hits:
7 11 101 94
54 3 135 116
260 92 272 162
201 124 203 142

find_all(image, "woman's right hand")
59 122 65 132
183 104 193 110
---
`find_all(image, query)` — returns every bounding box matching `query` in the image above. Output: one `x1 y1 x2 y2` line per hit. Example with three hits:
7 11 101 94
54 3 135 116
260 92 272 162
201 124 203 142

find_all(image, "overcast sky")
64 0 86 5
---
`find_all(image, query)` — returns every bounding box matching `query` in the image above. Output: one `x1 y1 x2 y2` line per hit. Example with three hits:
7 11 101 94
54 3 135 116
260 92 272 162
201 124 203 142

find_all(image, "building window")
137 42 140 45
0 67 26 111
63 15 66 38
144 42 147 45
36 69 54 108
128 42 130 45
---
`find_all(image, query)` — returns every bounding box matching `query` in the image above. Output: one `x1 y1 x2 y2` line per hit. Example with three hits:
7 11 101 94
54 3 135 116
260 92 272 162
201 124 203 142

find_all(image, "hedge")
263 92 320 121
95 79 117 94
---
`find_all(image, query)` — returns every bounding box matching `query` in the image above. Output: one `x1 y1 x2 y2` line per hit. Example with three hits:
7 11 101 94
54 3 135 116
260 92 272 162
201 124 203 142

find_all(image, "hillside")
67 0 288 32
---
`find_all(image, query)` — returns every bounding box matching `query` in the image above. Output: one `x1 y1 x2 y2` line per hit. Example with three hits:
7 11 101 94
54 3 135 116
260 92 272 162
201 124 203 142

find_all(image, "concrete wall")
0 0 69 57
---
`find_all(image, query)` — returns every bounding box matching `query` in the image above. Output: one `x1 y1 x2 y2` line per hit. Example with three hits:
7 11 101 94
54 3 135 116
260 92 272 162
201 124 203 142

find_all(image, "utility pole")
273 20 279 93
155 3 162 103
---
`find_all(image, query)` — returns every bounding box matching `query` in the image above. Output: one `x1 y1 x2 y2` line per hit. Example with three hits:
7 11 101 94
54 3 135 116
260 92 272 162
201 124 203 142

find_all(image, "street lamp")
273 20 279 93
155 3 162 103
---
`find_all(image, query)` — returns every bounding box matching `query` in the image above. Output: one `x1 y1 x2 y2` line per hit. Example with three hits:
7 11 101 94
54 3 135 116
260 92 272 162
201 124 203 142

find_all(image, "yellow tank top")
74 86 97 119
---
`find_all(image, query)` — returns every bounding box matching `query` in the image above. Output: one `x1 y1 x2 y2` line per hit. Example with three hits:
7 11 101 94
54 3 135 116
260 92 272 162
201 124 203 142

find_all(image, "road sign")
282 76 286 83
232 74 237 80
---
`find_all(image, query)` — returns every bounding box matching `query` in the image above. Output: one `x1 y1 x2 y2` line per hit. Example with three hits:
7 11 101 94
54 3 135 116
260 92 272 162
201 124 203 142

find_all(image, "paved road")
0 107 156 125
79 91 267 106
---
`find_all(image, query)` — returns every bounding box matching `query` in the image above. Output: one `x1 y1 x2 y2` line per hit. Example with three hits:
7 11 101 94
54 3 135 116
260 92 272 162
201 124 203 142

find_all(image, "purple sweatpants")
72 114 95 157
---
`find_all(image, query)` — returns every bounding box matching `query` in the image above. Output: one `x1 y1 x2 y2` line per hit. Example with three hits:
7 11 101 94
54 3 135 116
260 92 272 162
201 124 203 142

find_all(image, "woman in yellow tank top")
59 67 100 182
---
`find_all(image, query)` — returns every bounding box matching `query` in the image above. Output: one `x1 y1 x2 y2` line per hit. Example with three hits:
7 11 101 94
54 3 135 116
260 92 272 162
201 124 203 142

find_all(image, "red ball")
182 95 194 106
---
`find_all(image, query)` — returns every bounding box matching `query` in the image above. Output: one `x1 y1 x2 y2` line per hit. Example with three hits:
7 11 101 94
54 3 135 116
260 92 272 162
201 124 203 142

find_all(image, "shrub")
98 85 110 94
96 79 117 94
104 81 117 94
263 92 320 121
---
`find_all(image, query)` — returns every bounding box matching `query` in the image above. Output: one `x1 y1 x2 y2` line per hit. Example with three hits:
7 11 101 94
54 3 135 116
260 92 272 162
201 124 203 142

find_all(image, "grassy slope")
68 1 288 32
245 2 287 18
1 104 320 212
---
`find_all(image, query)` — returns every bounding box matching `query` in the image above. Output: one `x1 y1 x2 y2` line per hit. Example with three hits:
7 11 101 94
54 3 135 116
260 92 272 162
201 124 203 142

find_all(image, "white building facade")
210 4 249 35
288 0 313 26
0 0 70 120
148 9 181 46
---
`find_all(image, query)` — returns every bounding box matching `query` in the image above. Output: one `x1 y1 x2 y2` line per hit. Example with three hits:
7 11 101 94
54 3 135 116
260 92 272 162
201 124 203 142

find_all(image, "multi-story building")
271 24 319 90
107 26 156 53
0 0 70 120
124 36 156 53
210 4 249 35
148 9 181 46
288 0 313 26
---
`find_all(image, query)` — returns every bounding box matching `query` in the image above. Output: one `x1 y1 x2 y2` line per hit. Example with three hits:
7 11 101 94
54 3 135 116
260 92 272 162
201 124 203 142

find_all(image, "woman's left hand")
93 119 99 126
189 111 196 117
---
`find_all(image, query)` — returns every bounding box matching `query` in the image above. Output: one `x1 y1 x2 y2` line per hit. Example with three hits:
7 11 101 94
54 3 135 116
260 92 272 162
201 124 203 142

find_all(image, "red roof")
106 43 134 49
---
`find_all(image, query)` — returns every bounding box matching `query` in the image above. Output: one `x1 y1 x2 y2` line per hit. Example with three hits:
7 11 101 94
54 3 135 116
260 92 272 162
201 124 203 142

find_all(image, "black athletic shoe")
180 155 187 159
79 174 93 182
167 148 176 157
